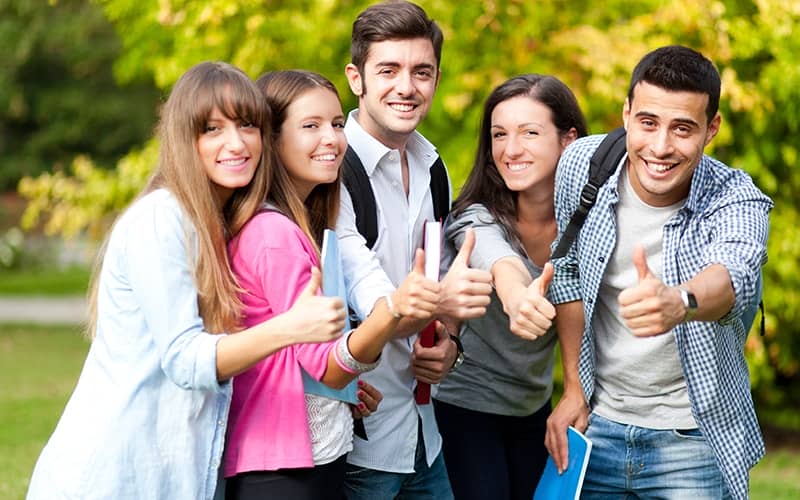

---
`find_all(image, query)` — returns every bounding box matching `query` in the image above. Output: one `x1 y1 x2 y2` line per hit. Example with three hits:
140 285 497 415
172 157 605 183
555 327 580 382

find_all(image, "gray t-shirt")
592 169 696 429
434 203 556 416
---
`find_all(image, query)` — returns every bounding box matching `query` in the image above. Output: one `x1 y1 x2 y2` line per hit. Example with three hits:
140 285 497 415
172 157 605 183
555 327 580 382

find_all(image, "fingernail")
357 390 365 398
357 380 365 387
358 402 366 410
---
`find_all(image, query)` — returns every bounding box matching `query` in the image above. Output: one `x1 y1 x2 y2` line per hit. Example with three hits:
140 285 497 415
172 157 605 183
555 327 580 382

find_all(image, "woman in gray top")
434 74 587 500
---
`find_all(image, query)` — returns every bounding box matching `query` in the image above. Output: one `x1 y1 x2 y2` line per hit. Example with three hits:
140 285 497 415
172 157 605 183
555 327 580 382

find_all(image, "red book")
415 220 441 404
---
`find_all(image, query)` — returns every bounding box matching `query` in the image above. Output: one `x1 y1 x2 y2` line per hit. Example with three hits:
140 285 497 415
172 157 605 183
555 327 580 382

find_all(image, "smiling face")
623 81 720 207
197 107 262 204
276 87 347 200
345 37 439 150
490 95 573 194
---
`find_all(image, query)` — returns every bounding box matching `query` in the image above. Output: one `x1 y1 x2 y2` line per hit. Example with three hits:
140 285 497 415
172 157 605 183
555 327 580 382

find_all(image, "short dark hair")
350 0 443 76
453 74 588 248
628 45 721 123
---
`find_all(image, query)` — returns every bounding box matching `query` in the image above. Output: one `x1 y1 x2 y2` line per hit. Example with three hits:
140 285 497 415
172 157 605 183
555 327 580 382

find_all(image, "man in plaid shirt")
545 45 772 499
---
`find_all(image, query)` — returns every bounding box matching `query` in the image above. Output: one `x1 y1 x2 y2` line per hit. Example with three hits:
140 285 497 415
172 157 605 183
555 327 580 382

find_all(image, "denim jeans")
582 413 732 499
343 421 453 500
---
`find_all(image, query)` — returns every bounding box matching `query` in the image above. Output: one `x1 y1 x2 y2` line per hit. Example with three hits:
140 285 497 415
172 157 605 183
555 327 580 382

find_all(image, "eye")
240 121 258 129
492 131 506 139
415 70 433 79
333 120 345 129
204 124 220 134
524 129 540 137
302 122 319 129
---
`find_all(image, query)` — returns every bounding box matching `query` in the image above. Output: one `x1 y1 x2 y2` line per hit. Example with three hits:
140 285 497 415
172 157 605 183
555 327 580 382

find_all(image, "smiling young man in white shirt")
336 2 493 498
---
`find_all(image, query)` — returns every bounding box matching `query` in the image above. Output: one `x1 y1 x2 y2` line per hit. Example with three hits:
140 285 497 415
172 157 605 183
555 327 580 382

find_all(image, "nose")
394 71 414 97
504 133 523 158
320 124 337 145
224 126 246 151
650 128 673 157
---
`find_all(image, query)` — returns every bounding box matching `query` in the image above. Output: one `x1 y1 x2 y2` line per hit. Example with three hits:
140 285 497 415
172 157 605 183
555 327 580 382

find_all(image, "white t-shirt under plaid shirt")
550 133 773 500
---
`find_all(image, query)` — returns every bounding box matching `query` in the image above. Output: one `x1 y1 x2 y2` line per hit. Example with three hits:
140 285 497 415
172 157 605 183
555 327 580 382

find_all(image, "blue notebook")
300 229 358 404
533 426 592 500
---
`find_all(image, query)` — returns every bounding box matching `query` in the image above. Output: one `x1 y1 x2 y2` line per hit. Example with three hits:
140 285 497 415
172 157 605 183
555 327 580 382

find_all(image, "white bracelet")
384 294 402 319
335 330 381 374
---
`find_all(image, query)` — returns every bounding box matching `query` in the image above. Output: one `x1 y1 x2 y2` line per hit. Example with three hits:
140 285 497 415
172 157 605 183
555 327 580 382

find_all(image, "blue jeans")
434 399 550 500
343 423 453 500
582 413 732 499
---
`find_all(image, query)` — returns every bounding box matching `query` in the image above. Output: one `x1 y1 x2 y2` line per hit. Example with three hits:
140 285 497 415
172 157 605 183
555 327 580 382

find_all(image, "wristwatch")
678 287 698 322
449 334 465 372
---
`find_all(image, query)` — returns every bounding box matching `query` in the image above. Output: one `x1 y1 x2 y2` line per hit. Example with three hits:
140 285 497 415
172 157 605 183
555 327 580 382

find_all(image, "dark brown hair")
453 74 588 248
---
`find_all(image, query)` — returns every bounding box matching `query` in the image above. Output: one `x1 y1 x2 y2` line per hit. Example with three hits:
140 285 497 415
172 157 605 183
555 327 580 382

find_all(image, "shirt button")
218 419 225 426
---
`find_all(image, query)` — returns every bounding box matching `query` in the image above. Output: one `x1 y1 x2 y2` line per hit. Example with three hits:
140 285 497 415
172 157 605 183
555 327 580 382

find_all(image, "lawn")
1 323 798 499
0 266 90 296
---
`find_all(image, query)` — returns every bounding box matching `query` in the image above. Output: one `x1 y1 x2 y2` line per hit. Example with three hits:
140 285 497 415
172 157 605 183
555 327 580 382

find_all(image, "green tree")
18 0 800 413
0 0 159 191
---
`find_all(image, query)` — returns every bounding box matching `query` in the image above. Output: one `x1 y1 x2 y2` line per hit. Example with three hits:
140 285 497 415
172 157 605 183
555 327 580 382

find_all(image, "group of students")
27 1 772 500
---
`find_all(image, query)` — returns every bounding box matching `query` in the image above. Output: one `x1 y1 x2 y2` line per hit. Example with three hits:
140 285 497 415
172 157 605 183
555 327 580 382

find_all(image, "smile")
312 153 337 162
218 157 250 170
506 162 531 172
389 103 416 112
644 159 678 173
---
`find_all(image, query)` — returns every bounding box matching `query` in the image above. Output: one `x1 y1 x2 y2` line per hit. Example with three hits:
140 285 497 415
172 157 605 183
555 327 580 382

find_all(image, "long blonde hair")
255 70 342 251
87 61 272 337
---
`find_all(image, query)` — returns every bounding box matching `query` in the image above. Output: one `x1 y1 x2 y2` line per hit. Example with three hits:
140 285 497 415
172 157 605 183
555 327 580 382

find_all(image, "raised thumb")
632 244 652 282
454 227 475 266
535 261 554 295
299 266 322 298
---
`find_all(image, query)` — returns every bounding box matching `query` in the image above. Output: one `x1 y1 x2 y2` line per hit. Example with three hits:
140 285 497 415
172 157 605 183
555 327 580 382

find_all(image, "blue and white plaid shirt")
551 134 773 500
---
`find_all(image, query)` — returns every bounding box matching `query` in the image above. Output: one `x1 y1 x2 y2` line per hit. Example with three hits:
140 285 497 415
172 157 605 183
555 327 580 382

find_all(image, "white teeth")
648 162 674 173
507 163 530 172
390 103 414 112
313 154 336 162
219 158 246 166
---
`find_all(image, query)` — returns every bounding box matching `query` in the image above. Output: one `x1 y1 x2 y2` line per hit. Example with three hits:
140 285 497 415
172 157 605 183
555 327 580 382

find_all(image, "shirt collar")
344 109 438 176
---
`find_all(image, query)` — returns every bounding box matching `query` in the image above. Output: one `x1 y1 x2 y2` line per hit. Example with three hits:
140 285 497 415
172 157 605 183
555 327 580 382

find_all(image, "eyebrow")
635 111 699 128
374 61 437 72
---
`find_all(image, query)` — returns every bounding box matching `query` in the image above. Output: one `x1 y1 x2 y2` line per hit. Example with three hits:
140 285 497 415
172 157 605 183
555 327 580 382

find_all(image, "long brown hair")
256 70 343 249
87 61 272 337
453 74 588 248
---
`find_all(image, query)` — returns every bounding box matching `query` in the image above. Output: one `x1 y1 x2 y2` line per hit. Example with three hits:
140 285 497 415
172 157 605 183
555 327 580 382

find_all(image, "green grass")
0 323 89 499
0 323 797 499
0 266 90 296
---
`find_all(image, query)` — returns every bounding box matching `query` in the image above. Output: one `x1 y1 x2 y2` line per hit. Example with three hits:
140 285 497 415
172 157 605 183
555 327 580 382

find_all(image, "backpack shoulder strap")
341 145 378 249
429 156 450 222
551 127 627 259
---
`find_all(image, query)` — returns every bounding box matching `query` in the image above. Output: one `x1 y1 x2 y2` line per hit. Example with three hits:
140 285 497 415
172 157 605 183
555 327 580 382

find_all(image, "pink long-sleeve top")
223 209 350 477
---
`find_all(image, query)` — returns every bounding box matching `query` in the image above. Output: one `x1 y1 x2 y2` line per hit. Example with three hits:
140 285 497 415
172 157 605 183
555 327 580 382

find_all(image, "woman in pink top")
224 70 439 499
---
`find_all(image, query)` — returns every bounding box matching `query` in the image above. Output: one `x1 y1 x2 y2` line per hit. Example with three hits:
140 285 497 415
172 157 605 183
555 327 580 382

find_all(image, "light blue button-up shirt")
27 189 231 500
551 134 773 500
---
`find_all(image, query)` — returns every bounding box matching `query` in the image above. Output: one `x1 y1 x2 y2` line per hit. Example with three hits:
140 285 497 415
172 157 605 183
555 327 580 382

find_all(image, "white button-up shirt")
336 110 450 472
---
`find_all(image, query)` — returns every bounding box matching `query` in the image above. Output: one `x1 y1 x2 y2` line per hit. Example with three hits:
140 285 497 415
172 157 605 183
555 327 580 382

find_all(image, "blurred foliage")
0 0 160 191
16 0 800 411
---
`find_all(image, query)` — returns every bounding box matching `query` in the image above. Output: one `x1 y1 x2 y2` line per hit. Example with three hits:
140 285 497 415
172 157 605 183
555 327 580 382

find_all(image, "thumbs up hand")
508 262 556 340
618 245 686 337
438 228 493 321
391 248 440 320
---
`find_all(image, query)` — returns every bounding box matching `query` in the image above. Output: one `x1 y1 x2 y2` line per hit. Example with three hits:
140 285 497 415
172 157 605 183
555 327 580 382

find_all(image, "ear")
345 63 363 97
705 112 721 146
560 127 578 149
435 67 442 90
622 97 631 130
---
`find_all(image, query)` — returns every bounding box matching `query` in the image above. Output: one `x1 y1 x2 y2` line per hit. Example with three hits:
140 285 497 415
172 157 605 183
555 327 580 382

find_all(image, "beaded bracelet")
335 330 381 374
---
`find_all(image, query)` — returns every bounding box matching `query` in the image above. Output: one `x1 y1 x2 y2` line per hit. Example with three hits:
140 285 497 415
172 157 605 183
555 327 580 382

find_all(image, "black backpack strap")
341 145 379 249
551 128 627 259
429 156 450 222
